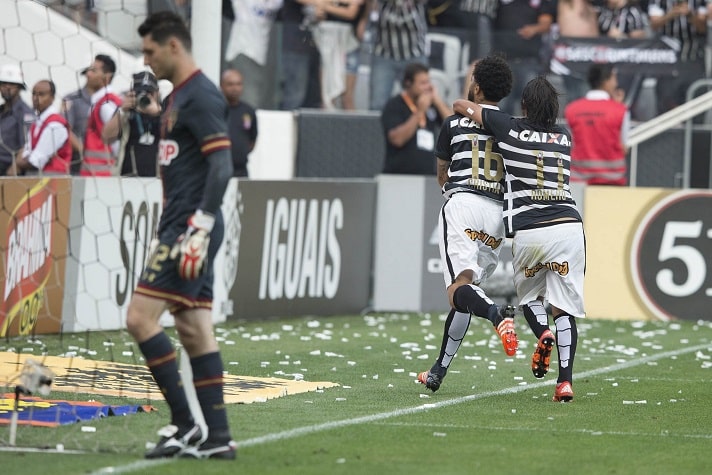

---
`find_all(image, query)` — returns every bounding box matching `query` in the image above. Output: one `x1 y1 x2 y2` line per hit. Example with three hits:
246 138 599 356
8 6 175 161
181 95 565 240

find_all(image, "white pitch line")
236 341 711 448
90 341 711 474
374 421 712 440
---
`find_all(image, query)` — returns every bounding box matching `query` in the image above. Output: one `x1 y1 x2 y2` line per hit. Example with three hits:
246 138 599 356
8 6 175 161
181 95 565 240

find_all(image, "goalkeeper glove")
170 211 214 280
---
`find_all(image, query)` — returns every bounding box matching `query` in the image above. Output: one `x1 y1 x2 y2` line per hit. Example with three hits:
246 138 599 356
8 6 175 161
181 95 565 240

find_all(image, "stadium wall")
2 176 711 337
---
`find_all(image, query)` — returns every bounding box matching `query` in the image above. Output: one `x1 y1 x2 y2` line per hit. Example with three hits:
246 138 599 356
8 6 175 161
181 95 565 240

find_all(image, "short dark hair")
521 76 560 129
35 79 56 97
472 54 513 103
587 64 616 90
138 11 192 51
95 54 116 75
46 79 56 97
401 62 429 89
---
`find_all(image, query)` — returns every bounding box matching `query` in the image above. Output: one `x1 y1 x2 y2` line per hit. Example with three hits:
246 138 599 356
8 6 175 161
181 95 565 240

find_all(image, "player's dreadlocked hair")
138 11 192 51
471 53 513 103
521 76 560 130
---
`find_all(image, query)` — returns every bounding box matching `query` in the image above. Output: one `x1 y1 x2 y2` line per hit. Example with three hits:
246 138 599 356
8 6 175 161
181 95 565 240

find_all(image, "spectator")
9 80 71 176
220 69 258 177
558 0 600 37
494 0 556 116
599 0 650 39
80 54 122 177
556 0 600 107
311 0 364 109
0 63 34 176
102 71 161 177
279 0 322 110
222 0 235 71
343 0 370 110
224 0 283 109
369 0 429 111
648 0 709 113
598 0 651 103
426 0 498 59
565 64 629 186
62 67 98 175
380 62 450 175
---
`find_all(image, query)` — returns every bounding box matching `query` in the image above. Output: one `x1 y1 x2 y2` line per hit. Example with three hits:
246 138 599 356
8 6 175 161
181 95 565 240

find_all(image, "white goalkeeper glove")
170 211 214 280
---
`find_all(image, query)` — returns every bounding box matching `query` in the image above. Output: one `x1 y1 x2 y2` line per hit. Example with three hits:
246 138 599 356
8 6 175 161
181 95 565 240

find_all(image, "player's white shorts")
438 192 505 287
512 221 586 318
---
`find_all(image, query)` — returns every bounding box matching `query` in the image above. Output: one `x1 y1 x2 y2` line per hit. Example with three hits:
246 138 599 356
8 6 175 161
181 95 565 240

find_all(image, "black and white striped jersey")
373 0 428 61
481 108 582 237
435 108 505 202
598 5 649 37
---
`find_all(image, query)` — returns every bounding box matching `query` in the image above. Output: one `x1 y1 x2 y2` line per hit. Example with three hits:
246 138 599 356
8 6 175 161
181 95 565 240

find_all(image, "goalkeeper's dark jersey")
435 105 505 202
157 70 231 239
481 108 581 237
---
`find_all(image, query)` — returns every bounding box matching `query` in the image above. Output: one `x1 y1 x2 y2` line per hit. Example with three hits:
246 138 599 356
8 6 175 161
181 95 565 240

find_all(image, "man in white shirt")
224 0 283 108
9 79 71 175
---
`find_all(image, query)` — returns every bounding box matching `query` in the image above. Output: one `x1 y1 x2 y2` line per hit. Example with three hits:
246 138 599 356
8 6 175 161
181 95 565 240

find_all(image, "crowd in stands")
33 1 712 117
3 0 710 177
219 0 711 118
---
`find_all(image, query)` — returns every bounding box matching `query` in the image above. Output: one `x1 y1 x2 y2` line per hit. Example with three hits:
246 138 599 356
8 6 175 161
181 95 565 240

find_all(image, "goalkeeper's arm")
171 149 233 280
199 148 233 215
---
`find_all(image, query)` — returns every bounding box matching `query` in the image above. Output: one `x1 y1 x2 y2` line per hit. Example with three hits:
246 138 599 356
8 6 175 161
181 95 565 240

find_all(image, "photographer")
102 71 161 176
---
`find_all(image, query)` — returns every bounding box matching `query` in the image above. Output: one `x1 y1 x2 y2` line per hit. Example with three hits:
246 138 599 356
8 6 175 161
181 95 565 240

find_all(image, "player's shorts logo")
158 139 179 166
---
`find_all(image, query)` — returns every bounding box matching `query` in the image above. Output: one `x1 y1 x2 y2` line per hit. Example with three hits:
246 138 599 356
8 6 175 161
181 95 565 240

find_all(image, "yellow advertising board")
0 178 71 336
584 186 712 321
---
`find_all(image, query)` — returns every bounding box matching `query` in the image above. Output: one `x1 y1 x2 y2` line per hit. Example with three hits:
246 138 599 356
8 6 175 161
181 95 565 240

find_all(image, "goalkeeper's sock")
191 352 230 439
139 332 193 428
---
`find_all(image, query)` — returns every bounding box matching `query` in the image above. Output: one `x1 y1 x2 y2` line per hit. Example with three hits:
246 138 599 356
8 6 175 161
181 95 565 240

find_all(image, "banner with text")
230 180 376 319
550 37 679 77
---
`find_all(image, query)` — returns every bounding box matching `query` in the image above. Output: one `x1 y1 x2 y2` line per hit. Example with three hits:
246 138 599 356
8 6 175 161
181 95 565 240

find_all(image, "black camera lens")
137 93 152 108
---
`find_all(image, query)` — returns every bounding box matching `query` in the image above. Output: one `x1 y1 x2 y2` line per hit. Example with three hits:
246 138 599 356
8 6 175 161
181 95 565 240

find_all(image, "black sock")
191 352 230 440
452 284 496 321
435 308 471 370
523 300 550 339
138 332 193 428
554 314 578 384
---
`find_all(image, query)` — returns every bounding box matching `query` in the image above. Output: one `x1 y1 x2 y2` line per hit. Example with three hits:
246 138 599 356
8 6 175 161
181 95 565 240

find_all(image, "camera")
131 71 158 110
136 92 152 109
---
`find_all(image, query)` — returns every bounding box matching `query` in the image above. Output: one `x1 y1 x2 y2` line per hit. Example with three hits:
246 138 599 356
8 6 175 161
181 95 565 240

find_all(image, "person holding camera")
102 71 161 176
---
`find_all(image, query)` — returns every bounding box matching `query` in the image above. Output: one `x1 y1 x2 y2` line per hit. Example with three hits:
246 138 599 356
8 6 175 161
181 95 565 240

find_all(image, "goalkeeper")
126 11 235 460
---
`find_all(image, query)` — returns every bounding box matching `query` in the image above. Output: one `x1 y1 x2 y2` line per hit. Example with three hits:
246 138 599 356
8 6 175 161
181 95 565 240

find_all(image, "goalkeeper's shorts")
135 214 224 312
